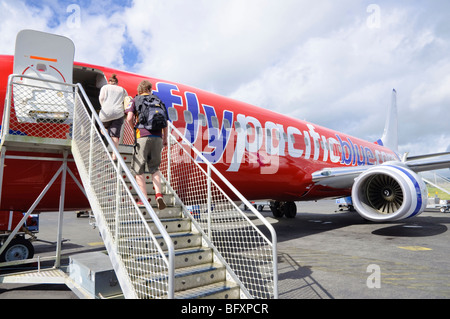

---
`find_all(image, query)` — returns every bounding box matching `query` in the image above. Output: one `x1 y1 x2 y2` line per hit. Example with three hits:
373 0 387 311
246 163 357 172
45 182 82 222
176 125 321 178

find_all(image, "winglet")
379 89 398 152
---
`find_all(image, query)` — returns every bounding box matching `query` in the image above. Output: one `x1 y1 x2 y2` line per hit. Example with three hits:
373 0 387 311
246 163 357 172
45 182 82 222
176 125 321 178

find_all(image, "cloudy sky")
1 0 450 156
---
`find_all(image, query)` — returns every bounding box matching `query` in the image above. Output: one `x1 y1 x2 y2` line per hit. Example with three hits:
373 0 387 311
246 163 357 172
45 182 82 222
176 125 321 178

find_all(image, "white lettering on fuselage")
153 82 398 174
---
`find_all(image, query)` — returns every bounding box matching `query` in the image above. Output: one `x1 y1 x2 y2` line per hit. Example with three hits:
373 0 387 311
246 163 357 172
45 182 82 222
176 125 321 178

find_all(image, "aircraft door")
12 30 75 124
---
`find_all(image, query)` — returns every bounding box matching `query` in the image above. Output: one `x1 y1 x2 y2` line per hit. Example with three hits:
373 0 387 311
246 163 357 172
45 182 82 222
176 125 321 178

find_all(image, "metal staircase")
0 73 277 299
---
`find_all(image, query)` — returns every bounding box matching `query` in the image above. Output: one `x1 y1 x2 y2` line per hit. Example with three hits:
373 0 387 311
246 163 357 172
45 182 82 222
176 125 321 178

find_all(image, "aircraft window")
283 132 288 141
235 121 242 132
289 133 296 144
223 118 231 130
168 107 178 121
198 113 206 126
184 110 193 124
211 116 219 129
304 136 310 146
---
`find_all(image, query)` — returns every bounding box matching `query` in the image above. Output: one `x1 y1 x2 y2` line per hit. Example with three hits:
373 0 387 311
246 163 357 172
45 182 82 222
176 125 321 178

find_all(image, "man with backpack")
125 80 169 210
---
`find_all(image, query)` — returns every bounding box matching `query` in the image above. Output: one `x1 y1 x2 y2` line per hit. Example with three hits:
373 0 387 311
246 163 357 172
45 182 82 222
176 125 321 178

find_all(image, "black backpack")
134 94 168 131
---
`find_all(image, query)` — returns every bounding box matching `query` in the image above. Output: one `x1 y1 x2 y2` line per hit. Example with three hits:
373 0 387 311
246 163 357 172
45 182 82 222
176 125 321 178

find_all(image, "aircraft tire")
270 201 284 218
283 201 297 219
0 236 35 262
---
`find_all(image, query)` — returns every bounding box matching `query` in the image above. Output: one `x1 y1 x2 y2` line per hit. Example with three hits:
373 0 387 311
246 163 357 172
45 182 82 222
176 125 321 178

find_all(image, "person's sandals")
156 194 166 210
136 200 145 207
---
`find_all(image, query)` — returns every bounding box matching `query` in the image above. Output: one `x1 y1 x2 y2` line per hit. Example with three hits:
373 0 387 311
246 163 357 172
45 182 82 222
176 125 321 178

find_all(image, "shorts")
131 136 163 175
103 117 124 138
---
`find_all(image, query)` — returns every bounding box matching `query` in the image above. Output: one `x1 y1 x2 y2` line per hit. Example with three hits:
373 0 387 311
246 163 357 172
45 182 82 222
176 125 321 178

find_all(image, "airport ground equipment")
420 171 450 213
0 74 277 299
0 212 39 262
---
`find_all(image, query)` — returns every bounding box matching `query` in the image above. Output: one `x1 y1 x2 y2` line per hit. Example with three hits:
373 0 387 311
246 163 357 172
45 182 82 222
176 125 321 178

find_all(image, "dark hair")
109 74 118 84
138 80 152 94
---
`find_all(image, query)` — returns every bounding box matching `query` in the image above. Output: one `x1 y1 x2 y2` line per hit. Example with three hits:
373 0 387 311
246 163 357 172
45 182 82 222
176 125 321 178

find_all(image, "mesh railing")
1 75 74 142
160 123 278 299
70 84 175 299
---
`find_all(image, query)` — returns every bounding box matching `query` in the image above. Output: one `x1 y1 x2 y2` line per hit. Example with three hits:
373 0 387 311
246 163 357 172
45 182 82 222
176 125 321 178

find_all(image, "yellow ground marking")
398 246 432 251
88 242 105 247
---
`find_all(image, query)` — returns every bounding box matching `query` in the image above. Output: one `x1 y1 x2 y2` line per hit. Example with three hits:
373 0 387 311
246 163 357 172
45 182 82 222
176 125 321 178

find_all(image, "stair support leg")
0 162 64 257
55 150 68 269
0 146 6 209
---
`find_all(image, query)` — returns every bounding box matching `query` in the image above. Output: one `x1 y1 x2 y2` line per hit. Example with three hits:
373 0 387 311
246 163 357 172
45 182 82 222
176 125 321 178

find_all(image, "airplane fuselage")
0 54 398 212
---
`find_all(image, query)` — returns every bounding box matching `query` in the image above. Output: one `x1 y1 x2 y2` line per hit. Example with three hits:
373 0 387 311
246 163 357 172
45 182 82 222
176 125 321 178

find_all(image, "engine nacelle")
352 163 428 222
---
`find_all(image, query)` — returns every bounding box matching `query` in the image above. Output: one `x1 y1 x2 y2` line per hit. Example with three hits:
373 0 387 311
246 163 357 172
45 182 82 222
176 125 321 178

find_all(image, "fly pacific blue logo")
154 82 398 173
336 135 396 166
154 82 233 164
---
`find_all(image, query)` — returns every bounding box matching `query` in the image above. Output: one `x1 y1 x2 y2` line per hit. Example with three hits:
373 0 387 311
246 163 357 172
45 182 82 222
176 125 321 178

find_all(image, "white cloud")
226 3 450 155
0 2 51 52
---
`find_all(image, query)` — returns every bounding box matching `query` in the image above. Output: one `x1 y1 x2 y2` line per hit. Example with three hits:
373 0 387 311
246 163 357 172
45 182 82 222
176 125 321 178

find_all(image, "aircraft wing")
311 152 450 189
403 152 450 173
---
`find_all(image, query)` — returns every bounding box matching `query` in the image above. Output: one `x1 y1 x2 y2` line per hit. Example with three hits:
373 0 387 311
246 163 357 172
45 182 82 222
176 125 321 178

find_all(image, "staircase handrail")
164 121 278 299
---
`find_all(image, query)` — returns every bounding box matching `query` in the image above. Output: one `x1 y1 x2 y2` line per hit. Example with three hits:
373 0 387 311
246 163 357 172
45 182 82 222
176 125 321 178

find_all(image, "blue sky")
1 0 450 156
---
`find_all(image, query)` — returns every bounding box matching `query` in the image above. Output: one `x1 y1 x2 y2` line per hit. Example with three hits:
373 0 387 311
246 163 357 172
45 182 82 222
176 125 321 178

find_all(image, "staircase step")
175 281 241 299
140 205 184 219
133 263 227 293
160 232 202 251
133 264 231 299
132 194 177 207
118 217 192 235
118 232 202 255
173 263 226 292
173 247 214 269
119 171 168 188
149 218 191 234
124 247 214 270
125 183 170 196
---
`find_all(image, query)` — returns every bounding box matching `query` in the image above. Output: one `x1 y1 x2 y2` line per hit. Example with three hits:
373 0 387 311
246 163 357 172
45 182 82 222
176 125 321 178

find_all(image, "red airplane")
1 30 450 229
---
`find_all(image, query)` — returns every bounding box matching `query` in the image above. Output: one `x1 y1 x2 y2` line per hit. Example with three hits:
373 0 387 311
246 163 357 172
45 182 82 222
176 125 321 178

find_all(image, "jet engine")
352 163 428 222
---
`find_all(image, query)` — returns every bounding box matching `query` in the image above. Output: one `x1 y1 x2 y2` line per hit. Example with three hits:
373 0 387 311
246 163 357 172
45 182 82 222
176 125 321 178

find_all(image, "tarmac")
1 200 450 299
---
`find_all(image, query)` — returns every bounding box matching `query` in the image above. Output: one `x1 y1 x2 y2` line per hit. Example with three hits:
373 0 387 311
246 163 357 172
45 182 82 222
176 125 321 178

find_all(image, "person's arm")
125 99 136 127
126 111 135 128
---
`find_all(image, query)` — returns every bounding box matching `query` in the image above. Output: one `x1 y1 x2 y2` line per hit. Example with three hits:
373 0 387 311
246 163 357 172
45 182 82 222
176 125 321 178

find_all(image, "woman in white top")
99 74 128 161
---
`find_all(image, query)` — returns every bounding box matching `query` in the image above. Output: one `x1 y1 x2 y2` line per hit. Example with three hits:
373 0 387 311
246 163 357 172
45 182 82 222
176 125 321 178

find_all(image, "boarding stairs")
0 74 278 299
